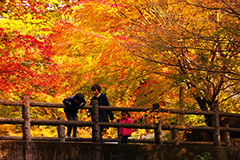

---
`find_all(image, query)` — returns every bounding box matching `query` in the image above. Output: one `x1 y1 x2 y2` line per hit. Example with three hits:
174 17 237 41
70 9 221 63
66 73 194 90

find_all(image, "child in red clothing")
119 111 133 144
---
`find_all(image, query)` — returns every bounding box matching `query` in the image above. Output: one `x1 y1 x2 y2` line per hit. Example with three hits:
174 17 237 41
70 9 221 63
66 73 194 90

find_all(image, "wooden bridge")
0 96 240 160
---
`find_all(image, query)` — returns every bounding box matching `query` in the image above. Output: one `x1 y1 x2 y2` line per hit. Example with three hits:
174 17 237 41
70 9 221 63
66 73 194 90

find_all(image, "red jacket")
119 117 133 136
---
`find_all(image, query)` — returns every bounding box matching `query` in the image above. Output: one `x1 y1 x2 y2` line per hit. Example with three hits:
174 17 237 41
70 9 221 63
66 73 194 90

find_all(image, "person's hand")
111 119 117 123
87 112 91 117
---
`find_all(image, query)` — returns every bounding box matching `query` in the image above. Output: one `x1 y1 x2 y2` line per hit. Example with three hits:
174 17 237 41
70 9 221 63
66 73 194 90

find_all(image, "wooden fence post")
22 96 31 141
212 106 221 146
57 117 65 142
223 124 230 146
172 122 179 145
117 126 121 144
155 120 163 145
153 103 163 145
92 100 100 143
22 96 32 160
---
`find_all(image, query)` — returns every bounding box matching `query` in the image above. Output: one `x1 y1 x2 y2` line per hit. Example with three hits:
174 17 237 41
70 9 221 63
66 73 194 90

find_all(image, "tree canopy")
1 0 240 137
114 0 240 125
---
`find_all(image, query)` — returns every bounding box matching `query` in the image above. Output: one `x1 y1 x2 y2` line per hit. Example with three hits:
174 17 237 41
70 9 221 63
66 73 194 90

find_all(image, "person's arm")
78 99 86 108
62 96 74 108
103 95 116 122
107 109 116 122
87 98 93 117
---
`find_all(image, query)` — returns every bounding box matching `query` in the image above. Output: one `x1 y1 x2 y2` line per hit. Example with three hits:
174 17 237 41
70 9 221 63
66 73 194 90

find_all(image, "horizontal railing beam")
2 99 240 118
30 102 93 110
0 118 24 124
31 119 94 126
160 108 215 115
0 100 23 106
219 127 240 132
99 122 216 131
99 122 156 129
162 124 215 131
98 106 151 112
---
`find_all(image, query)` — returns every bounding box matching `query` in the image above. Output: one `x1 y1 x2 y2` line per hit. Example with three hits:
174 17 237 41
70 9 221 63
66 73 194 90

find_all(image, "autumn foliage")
1 0 240 137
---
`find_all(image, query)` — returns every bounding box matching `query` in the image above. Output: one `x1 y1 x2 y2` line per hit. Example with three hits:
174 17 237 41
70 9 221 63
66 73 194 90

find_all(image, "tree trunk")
195 96 212 126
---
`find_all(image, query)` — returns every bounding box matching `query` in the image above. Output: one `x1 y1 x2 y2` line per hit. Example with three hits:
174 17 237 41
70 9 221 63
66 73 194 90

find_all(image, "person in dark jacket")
87 84 116 143
62 93 86 138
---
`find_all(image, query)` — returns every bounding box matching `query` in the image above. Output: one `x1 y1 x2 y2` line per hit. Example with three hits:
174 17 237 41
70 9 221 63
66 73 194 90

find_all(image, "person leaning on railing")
62 93 86 138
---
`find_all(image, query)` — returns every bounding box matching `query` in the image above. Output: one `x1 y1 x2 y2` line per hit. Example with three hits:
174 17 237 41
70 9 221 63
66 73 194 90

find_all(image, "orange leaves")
0 27 62 98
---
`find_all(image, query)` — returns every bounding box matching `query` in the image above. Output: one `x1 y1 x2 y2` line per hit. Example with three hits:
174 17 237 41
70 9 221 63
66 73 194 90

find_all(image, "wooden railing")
1 96 240 146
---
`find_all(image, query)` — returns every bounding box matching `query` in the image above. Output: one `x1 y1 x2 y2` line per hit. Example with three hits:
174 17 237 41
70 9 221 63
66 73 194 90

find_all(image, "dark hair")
75 93 84 101
121 111 130 118
91 84 101 92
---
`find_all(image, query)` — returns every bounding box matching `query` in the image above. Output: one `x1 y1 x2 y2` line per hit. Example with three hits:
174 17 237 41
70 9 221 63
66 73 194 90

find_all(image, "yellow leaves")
187 87 197 96
1 12 10 19
25 13 33 21
0 17 51 37
162 67 168 73
31 125 58 137
0 124 22 136
49 0 61 4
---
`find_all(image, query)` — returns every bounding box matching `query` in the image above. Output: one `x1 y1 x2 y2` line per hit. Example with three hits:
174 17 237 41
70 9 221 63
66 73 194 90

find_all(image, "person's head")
121 111 130 119
74 93 84 104
91 84 101 97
